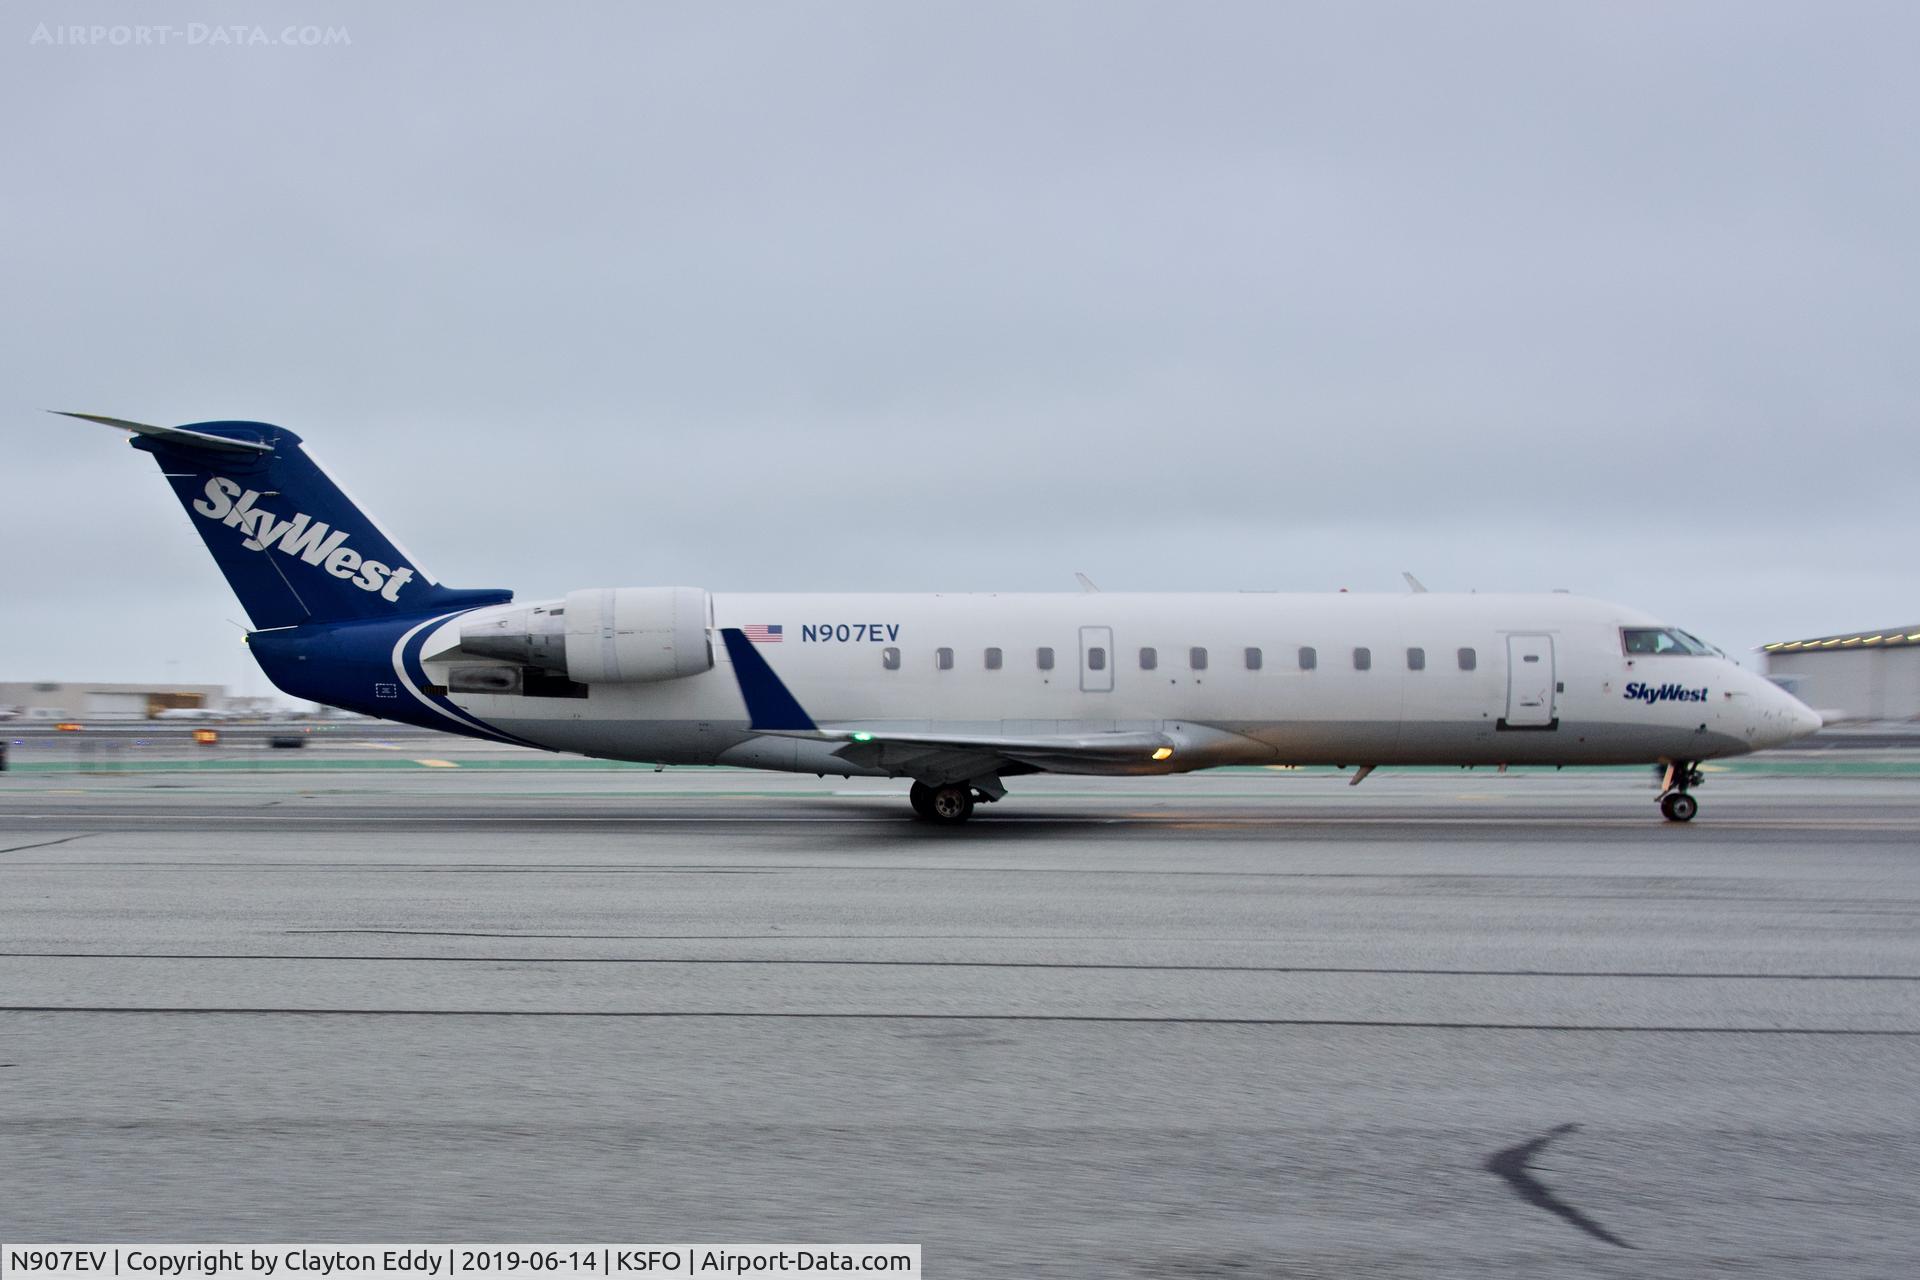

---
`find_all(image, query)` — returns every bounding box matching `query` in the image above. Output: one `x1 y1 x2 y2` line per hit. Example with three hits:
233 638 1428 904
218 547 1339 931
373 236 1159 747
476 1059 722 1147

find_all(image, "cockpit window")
1622 627 1713 656
1674 629 1725 657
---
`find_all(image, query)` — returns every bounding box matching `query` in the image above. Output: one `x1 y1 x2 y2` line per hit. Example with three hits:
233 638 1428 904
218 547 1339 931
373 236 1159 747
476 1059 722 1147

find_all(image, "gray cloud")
3 1 1915 688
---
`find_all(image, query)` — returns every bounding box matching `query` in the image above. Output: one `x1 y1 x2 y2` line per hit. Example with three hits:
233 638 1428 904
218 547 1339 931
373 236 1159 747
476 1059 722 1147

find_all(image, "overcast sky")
4 2 1916 693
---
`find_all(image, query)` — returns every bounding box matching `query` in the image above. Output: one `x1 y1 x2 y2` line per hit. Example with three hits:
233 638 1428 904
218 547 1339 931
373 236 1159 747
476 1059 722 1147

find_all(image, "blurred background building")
0 680 228 720
1764 626 1920 722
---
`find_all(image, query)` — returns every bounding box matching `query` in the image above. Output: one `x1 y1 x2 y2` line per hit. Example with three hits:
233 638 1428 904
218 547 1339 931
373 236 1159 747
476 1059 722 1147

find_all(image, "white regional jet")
66 413 1822 823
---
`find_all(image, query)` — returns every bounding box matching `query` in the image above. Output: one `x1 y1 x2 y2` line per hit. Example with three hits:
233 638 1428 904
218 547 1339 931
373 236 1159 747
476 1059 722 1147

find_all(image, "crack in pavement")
1485 1123 1634 1249
0 833 95 856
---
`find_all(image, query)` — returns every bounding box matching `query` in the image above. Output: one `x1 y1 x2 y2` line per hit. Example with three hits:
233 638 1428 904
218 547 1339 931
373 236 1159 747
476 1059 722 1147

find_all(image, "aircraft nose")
1756 682 1822 746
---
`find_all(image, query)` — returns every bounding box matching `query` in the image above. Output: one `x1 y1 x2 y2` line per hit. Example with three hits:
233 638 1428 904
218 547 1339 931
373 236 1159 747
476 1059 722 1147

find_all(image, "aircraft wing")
822 726 1172 784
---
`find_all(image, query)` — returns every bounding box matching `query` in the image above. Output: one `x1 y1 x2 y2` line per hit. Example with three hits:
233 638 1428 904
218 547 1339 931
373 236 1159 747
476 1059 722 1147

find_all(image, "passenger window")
1037 646 1054 671
1190 646 1208 670
1353 647 1372 671
1299 646 1317 671
1457 647 1476 671
1407 647 1425 671
1088 646 1107 671
1139 646 1158 670
882 647 901 670
1245 647 1262 670
984 647 1002 670
936 647 954 671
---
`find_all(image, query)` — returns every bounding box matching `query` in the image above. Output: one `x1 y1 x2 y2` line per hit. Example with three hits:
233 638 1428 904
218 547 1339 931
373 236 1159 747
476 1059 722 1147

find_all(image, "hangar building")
1762 626 1920 722
0 681 228 720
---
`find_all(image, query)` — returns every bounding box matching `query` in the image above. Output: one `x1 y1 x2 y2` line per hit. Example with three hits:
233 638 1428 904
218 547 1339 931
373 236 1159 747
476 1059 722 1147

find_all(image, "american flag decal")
740 624 784 644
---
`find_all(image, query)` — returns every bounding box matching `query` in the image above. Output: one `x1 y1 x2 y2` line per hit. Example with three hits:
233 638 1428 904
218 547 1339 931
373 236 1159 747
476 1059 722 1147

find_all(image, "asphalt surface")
2 764 1918 1277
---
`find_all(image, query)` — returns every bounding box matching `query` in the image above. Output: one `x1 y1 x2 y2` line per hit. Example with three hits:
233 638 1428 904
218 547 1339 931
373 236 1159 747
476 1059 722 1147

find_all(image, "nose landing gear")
1658 762 1703 823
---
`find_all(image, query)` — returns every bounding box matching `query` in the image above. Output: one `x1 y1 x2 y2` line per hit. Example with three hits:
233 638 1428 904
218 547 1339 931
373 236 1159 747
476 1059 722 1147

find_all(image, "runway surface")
3 765 1918 1276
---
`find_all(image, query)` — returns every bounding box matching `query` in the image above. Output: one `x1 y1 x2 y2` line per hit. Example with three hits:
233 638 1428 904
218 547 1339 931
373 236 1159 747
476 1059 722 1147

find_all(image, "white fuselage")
414 591 1818 777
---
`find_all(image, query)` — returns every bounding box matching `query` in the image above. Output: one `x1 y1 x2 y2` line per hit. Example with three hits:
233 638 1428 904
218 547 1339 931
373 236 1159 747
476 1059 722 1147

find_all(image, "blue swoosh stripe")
720 627 817 731
397 611 545 749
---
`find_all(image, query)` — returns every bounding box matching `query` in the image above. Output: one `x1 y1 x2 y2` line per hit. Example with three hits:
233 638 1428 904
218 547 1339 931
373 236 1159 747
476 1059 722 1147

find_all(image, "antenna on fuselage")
1074 572 1101 593
1402 572 1429 594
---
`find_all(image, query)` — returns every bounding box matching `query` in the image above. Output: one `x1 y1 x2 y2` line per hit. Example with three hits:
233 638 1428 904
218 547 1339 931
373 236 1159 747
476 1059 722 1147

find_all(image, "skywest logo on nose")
190 477 415 601
1624 681 1708 705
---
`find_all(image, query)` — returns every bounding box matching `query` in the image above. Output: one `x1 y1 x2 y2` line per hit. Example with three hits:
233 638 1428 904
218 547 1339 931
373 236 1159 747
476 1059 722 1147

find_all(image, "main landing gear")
1658 761 1703 823
908 781 993 825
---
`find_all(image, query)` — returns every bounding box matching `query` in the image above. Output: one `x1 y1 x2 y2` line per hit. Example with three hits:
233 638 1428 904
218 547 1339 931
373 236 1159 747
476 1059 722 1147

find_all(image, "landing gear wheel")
908 782 935 819
924 784 976 825
1660 791 1698 823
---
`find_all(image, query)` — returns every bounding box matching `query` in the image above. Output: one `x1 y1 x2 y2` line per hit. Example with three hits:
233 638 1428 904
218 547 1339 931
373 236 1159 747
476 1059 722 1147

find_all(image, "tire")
908 782 935 819
1660 792 1698 823
926 784 975 824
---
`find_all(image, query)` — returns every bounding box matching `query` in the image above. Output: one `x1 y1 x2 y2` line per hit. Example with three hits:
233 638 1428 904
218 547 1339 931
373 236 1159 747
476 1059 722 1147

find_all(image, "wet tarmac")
3 765 1917 1276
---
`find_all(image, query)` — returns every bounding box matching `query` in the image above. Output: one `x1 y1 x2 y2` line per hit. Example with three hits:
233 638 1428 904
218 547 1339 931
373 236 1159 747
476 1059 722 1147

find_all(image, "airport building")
1762 626 1920 722
0 680 228 720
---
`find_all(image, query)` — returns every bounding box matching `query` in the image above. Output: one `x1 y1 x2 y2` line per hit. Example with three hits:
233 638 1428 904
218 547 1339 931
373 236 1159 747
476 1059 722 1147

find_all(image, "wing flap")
819 727 1174 783
826 728 1170 757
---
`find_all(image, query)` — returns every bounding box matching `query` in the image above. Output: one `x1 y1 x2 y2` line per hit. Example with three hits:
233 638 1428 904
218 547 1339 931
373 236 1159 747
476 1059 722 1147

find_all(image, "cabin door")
1503 634 1557 728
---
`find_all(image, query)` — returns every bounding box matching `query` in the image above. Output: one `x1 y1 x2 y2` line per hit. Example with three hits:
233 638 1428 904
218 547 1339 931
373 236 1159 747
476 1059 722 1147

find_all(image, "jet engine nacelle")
460 586 713 684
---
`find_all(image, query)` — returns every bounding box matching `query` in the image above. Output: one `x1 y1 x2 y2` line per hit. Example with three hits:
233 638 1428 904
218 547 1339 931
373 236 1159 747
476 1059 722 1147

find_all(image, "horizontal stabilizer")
54 411 274 455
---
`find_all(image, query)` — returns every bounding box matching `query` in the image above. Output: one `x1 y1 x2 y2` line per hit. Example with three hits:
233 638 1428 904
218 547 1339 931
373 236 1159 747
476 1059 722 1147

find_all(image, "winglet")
53 411 274 455
719 628 818 731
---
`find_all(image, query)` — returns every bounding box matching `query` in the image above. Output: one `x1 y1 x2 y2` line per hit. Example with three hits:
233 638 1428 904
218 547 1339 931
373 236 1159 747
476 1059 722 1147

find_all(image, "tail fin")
66 413 511 629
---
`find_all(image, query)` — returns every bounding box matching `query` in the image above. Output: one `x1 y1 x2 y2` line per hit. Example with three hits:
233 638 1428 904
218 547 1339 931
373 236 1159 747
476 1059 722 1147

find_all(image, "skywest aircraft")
67 413 1822 823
